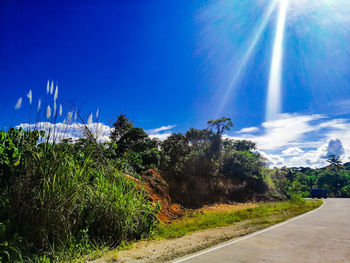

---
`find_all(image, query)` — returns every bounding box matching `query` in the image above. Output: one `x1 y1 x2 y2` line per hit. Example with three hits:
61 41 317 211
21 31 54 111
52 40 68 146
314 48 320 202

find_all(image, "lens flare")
198 0 350 120
266 0 289 121
217 0 279 116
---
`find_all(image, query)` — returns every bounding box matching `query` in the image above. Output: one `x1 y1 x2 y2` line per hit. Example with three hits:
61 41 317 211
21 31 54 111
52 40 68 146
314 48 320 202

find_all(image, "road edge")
171 199 326 263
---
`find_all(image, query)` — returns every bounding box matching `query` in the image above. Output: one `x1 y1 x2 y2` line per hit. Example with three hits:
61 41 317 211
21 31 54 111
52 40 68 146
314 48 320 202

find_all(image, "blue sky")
1 0 350 167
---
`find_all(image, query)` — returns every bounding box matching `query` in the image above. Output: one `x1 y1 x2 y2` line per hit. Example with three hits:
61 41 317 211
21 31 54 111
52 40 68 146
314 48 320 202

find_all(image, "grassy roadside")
154 199 323 239
90 199 323 263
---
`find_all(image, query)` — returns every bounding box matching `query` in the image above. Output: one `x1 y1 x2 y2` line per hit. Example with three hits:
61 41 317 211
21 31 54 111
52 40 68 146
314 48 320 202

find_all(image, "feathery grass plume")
88 113 93 125
46 80 50 94
54 85 58 101
15 97 22 110
96 108 99 119
67 111 73 123
59 104 63 116
46 105 51 119
74 111 78 122
37 99 41 111
27 89 32 105
54 101 57 113
50 81 54 95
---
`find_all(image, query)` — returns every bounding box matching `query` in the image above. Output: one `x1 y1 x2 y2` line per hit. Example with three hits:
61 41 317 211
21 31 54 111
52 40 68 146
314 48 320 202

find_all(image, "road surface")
172 199 350 263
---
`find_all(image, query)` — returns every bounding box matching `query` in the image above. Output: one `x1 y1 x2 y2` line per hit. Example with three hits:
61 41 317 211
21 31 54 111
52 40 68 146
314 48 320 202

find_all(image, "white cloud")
259 151 285 166
147 125 176 134
326 138 345 157
282 147 304 156
226 113 325 151
18 122 112 143
18 122 174 143
147 124 175 141
236 126 259 134
228 113 350 168
149 132 172 141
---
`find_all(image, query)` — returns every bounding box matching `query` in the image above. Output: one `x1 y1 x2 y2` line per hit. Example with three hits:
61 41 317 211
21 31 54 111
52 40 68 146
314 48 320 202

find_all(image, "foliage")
109 115 160 173
3 112 343 262
220 150 265 180
267 160 350 198
110 114 134 142
0 128 158 262
224 139 257 151
160 118 266 183
326 155 342 170
207 117 233 135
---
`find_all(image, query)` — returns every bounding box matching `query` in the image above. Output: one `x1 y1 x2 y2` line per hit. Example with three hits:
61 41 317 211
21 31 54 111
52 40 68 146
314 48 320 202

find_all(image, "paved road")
173 199 350 263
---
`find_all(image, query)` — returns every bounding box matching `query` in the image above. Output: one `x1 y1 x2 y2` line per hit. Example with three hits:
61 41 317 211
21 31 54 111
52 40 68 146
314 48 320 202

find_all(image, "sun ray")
216 0 279 116
265 0 289 121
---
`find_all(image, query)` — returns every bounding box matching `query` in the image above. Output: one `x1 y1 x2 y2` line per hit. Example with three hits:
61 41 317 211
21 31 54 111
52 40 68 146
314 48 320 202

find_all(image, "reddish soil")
126 170 184 222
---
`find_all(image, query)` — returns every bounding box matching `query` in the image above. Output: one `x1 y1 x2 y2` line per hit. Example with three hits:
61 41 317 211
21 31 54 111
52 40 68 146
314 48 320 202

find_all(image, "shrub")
0 128 158 262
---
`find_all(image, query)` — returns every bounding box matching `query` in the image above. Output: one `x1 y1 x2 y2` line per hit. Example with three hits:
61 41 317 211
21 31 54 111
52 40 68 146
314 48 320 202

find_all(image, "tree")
220 150 265 181
327 155 342 170
109 115 160 172
160 133 190 175
110 114 133 142
117 127 148 153
207 117 233 135
185 128 211 145
224 139 256 152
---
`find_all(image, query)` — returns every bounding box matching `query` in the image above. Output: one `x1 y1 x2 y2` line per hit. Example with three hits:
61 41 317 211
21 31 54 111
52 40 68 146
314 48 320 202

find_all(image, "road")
172 199 350 263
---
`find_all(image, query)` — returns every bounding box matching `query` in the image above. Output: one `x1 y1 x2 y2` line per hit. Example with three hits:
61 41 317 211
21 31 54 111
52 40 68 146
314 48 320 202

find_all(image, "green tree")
326 155 342 170
160 133 190 176
185 128 211 147
220 151 265 181
110 114 133 142
224 139 257 152
207 117 233 135
109 115 160 172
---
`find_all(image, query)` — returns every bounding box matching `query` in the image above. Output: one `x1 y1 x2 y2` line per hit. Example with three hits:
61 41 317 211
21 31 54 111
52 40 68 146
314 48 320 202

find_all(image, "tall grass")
0 84 159 262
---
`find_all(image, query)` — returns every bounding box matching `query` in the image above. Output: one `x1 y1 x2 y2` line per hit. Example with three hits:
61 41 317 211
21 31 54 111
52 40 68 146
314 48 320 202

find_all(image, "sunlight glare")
266 0 289 121
216 0 279 116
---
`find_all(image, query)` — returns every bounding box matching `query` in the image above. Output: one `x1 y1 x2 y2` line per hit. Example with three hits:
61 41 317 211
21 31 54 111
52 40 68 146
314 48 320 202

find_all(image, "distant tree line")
266 155 350 198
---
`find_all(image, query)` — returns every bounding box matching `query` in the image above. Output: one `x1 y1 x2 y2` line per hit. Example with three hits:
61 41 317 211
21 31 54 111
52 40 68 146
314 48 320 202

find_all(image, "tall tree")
207 117 233 135
224 139 257 152
327 155 342 170
185 128 211 149
110 114 133 142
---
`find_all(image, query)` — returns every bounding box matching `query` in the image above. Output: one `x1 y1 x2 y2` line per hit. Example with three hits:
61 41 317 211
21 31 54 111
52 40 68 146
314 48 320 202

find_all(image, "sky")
1 0 350 167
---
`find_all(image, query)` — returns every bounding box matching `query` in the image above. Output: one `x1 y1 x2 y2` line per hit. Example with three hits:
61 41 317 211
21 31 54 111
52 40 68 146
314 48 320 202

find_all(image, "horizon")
1 0 350 168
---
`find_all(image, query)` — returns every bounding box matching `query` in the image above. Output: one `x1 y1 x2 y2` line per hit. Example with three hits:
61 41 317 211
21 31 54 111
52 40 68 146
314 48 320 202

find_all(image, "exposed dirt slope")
164 173 269 208
126 170 184 222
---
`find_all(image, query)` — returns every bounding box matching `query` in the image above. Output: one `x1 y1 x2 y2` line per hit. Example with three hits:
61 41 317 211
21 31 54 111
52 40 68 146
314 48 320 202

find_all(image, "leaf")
13 155 21 166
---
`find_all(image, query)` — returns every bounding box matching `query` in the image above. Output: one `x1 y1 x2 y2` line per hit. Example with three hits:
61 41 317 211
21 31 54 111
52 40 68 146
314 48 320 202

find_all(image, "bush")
290 193 306 205
339 185 350 197
0 128 158 262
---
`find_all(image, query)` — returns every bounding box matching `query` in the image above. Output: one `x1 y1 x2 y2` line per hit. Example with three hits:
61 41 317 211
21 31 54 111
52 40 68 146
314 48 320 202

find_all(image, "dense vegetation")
0 113 348 262
159 117 268 206
266 157 350 198
0 127 158 262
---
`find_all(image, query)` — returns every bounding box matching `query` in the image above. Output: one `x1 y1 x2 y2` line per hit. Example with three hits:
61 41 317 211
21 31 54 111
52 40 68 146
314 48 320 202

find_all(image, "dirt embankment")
126 170 184 222
130 169 273 220
163 172 269 208
89 171 284 263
